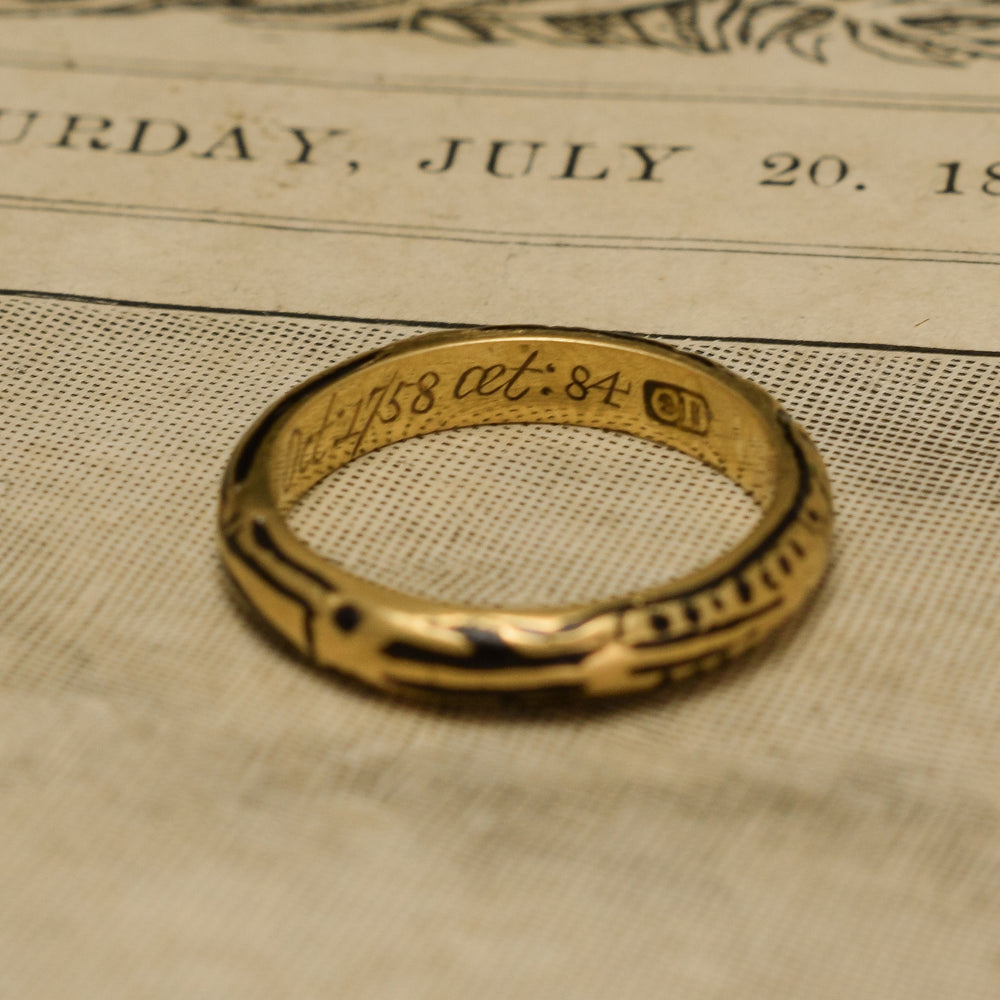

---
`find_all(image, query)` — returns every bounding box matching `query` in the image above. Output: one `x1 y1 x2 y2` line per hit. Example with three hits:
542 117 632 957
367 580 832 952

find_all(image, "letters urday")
0 108 348 166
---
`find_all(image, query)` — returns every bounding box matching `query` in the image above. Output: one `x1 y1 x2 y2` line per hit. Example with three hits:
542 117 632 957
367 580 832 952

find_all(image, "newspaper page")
2 4 999 998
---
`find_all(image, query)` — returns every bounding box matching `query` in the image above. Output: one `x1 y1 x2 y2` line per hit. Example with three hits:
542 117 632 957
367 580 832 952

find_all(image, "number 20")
760 153 849 188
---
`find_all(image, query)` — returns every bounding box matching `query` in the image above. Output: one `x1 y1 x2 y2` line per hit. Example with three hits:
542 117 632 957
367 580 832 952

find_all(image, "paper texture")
5 3 1000 347
2 4 1000 998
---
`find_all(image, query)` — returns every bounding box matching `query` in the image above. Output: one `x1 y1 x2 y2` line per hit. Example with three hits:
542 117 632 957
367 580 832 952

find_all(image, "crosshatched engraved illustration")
2 0 1000 64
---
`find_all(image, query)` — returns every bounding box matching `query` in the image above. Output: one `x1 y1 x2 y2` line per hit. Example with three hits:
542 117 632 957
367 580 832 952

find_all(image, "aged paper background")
2 4 1000 997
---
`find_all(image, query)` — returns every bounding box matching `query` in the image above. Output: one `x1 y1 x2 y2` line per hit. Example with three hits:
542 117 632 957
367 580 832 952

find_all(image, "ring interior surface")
218 327 833 698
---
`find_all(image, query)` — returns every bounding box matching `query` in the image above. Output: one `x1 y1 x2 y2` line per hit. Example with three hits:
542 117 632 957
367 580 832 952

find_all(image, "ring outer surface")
218 326 833 700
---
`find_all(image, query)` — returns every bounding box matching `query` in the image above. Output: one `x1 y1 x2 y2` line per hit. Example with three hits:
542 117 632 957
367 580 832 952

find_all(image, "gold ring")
218 327 833 699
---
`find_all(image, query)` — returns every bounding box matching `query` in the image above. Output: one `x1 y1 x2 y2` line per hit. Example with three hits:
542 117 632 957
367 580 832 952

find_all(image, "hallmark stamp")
643 381 711 434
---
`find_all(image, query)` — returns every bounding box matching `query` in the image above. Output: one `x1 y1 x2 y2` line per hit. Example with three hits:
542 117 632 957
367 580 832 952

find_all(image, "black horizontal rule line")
12 48 998 102
2 49 1000 114
3 191 999 262
3 198 1000 268
4 286 1000 358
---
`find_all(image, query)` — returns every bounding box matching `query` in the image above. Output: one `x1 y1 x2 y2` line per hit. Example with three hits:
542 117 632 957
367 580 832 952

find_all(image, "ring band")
218 327 833 699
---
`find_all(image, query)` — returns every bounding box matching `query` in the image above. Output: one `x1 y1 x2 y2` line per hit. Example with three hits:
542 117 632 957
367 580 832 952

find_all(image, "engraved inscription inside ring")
643 380 711 434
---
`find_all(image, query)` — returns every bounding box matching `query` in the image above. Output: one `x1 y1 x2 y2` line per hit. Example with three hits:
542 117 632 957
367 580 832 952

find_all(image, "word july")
419 138 692 182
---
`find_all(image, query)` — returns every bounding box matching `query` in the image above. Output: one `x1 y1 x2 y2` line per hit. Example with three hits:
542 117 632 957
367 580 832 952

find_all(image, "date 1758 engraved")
284 350 718 489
